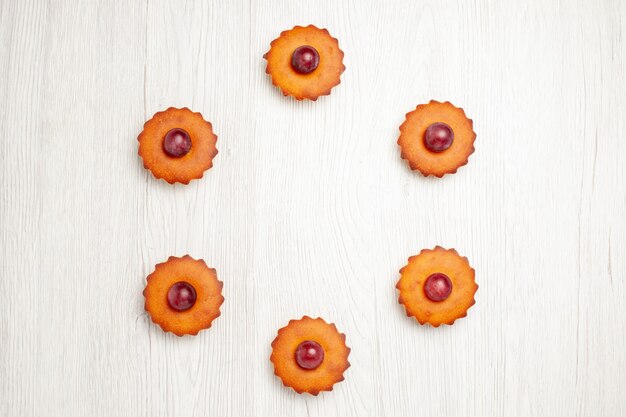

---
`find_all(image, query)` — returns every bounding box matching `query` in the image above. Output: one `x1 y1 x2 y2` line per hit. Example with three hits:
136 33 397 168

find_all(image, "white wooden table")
1 1 625 416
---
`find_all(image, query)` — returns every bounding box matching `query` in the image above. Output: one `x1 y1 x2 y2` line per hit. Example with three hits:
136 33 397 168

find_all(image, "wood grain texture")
1 0 625 416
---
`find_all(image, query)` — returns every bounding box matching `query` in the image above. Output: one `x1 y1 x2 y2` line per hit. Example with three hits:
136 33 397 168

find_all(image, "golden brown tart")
398 100 476 177
264 25 345 100
143 255 224 336
138 107 218 184
396 246 477 326
270 316 350 395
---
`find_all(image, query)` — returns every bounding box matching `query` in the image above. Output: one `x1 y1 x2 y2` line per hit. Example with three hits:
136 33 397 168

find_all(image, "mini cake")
138 107 218 184
270 316 350 395
397 100 476 177
143 255 224 336
396 246 477 326
264 25 345 100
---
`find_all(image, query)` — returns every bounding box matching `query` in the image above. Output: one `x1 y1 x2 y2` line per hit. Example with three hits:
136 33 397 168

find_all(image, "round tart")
264 25 345 100
397 100 476 177
143 255 224 336
138 107 218 184
396 246 477 327
270 316 350 395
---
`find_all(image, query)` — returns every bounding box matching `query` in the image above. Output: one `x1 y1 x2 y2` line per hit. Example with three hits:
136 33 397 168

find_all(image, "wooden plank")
0 0 624 415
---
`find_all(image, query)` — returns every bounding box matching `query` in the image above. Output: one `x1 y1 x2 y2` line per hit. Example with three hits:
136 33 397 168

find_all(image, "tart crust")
264 25 345 100
143 255 224 336
398 100 476 177
396 246 477 326
270 316 350 395
138 107 218 184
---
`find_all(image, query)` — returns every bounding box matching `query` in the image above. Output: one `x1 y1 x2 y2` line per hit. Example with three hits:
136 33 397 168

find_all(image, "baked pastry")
138 107 218 184
264 25 345 100
396 246 477 326
143 255 224 336
270 316 350 395
397 100 476 177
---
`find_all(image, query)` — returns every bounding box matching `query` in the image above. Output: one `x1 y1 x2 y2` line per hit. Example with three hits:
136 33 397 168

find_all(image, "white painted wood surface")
1 0 625 416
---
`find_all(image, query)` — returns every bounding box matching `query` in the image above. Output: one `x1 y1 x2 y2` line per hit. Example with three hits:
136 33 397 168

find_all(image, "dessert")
138 107 218 184
143 255 224 336
264 25 345 100
397 100 476 177
396 246 477 326
270 316 350 395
